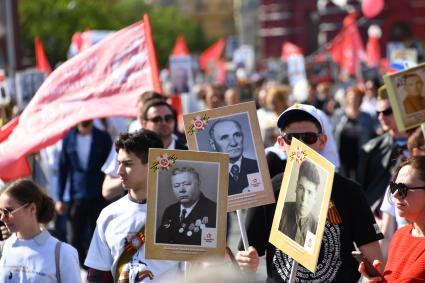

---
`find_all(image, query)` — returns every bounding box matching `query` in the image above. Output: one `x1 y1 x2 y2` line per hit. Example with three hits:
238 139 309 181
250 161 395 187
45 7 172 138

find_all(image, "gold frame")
269 138 335 272
383 62 425 131
183 101 275 211
145 149 228 261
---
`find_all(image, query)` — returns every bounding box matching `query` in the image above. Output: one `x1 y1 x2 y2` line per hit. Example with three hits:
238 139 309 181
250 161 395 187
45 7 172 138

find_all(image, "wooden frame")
384 62 425 131
145 149 228 261
269 138 334 272
183 101 275 211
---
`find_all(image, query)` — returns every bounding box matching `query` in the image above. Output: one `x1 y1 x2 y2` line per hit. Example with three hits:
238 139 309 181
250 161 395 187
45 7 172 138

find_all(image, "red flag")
327 12 365 75
199 38 225 71
366 25 382 67
172 36 189 56
281 42 303 61
0 116 19 143
35 37 52 74
0 15 160 181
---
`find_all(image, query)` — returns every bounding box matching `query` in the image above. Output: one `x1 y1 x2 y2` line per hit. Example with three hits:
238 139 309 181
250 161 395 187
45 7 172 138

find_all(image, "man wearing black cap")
235 103 383 282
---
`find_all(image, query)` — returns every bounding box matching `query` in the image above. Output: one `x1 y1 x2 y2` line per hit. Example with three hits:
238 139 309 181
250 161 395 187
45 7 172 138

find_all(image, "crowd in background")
0 60 424 282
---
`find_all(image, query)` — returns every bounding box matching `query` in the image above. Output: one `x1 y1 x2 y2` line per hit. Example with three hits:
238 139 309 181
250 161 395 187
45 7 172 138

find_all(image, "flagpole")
236 209 249 250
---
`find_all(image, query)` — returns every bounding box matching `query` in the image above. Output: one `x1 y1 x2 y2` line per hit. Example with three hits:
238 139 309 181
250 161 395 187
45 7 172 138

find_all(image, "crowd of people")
0 66 425 283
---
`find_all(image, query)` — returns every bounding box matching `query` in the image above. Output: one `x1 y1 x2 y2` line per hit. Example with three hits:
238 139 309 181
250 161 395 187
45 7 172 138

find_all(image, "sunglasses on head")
376 108 393 116
389 181 425 199
0 203 29 218
146 114 174 124
281 132 321 145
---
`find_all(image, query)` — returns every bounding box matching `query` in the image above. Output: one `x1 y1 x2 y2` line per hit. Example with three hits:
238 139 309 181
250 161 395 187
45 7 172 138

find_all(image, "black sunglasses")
281 132 321 145
376 108 393 116
146 114 174 124
389 181 425 199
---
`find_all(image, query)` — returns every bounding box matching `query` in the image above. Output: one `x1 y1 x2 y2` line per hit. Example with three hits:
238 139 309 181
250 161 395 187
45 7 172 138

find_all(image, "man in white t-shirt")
85 129 180 283
102 99 187 201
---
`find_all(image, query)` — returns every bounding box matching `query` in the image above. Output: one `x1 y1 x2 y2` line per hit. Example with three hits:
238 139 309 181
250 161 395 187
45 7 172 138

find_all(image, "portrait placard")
183 101 275 211
383 62 425 131
169 55 193 95
269 138 334 272
145 149 228 261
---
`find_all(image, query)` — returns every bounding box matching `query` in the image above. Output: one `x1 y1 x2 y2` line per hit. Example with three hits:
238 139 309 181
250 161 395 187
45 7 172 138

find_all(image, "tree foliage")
19 0 209 67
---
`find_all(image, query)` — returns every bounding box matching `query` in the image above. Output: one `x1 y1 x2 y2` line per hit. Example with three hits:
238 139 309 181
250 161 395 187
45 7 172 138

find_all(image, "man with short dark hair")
208 119 258 195
85 130 180 283
102 98 187 201
156 166 216 245
235 103 383 282
141 99 187 150
278 160 320 246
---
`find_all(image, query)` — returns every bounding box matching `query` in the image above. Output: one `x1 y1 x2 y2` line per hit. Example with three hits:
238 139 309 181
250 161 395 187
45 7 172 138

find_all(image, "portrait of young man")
402 73 425 114
207 116 259 195
279 160 321 246
156 165 217 246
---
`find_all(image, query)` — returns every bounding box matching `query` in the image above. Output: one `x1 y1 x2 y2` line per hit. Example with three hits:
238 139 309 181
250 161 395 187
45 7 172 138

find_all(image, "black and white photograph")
278 159 327 248
155 160 218 246
145 149 228 261
170 55 193 95
270 138 334 273
196 113 260 196
183 102 275 211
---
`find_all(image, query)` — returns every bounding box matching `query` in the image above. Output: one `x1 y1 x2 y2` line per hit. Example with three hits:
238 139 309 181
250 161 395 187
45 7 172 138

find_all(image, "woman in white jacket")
0 179 82 283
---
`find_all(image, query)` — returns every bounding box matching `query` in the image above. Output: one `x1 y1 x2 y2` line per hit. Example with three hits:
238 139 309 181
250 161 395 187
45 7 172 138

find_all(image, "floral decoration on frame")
150 153 178 172
188 114 209 135
289 146 307 163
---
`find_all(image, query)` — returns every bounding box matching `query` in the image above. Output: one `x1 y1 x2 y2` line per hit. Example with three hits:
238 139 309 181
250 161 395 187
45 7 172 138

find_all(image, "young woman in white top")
0 179 82 283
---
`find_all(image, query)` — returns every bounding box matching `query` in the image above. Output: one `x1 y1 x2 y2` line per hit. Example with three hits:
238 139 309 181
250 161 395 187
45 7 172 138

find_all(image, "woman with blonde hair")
0 179 82 282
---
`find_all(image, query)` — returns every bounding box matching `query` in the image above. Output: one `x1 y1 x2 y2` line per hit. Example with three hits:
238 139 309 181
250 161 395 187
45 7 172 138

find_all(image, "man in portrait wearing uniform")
402 73 425 114
279 159 320 246
208 119 259 195
156 166 216 245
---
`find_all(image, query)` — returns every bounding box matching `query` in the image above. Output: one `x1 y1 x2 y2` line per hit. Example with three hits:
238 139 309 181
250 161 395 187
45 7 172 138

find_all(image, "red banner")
0 15 160 181
327 12 365 75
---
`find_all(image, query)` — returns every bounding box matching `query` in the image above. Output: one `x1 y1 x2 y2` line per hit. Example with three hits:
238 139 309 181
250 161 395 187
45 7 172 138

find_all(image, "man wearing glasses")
236 103 383 282
140 99 187 150
357 86 409 211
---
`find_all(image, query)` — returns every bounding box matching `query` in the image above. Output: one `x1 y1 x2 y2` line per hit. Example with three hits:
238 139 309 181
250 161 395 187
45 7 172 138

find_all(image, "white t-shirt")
76 133 92 170
0 230 82 283
85 195 180 282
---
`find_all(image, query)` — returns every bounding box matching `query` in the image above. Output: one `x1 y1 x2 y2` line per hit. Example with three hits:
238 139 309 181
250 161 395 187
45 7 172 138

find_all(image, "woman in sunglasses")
0 179 82 282
360 156 425 282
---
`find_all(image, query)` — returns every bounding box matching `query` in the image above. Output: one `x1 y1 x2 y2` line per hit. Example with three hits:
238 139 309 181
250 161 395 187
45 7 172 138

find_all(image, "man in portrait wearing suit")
208 119 259 195
279 159 319 246
156 167 216 246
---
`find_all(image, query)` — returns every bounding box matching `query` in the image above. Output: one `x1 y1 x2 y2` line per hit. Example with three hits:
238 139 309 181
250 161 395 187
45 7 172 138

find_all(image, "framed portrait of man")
145 149 228 261
170 55 193 95
269 138 334 273
183 101 275 211
384 62 425 131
